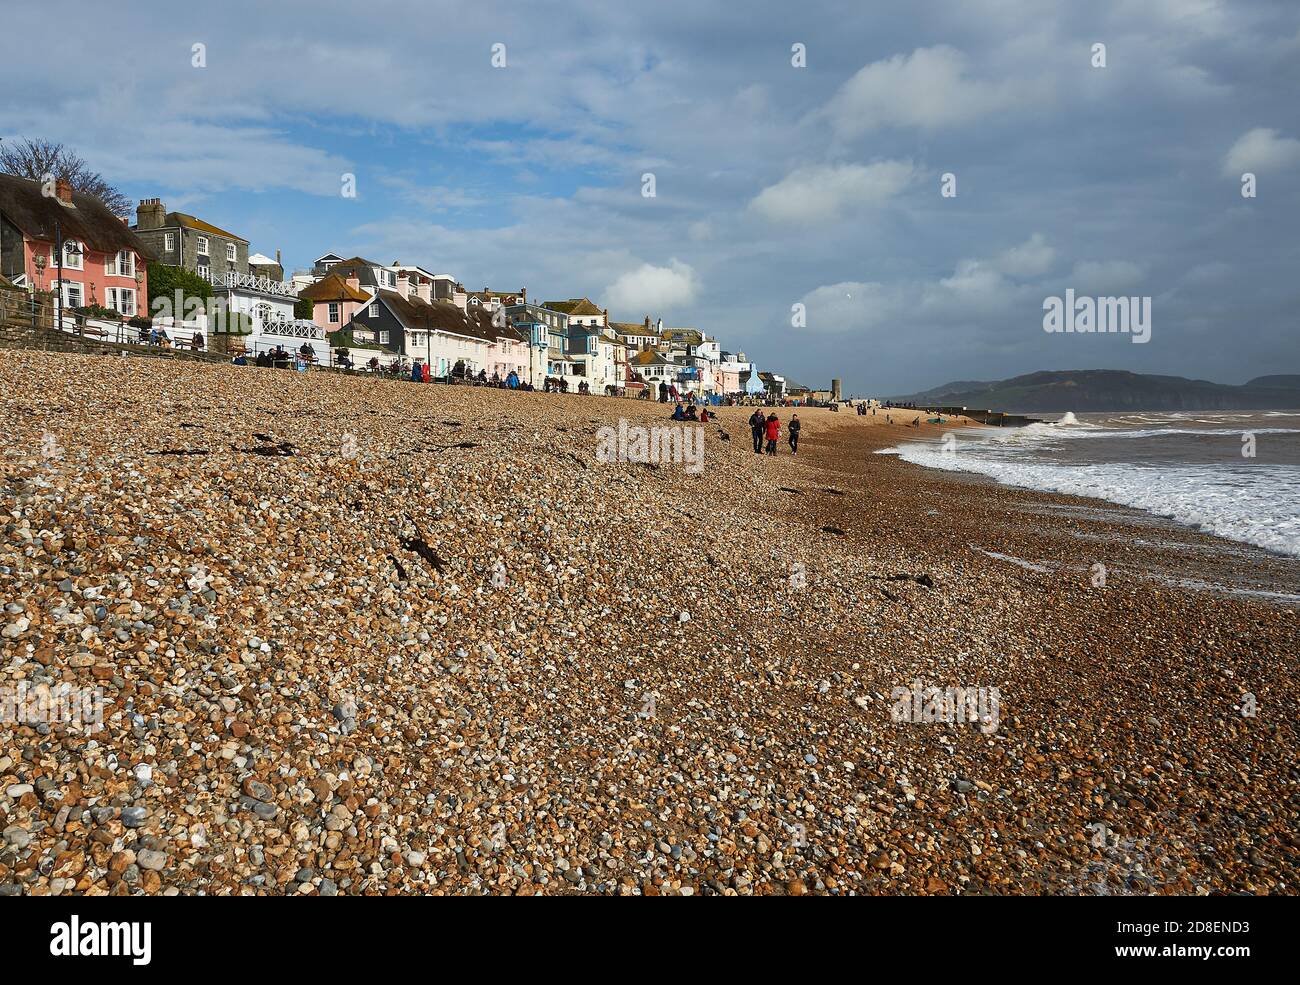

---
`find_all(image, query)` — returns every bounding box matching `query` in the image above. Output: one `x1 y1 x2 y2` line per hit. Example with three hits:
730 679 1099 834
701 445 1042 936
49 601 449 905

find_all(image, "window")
105 250 135 277
196 236 209 256
164 232 175 252
226 243 237 263
61 241 83 270
369 303 379 318
58 279 83 308
378 331 390 344
106 287 136 316
328 302 340 323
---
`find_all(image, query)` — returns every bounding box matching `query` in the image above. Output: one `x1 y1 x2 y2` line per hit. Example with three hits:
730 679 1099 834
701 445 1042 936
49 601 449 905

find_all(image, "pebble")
137 849 167 871
120 807 148 828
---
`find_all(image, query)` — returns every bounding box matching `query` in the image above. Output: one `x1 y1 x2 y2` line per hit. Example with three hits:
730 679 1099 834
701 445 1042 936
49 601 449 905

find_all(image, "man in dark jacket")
749 409 766 454
788 414 802 455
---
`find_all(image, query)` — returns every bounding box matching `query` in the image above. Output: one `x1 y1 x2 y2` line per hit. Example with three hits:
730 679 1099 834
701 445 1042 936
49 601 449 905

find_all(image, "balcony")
261 319 325 341
203 268 298 298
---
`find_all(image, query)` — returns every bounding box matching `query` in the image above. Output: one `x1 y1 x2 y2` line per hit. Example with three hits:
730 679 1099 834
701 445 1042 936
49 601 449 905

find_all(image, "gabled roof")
465 287 523 302
661 328 703 344
632 349 676 366
368 291 528 346
331 256 386 271
610 321 659 336
543 297 603 316
0 173 153 257
168 211 247 243
314 252 345 264
298 272 372 303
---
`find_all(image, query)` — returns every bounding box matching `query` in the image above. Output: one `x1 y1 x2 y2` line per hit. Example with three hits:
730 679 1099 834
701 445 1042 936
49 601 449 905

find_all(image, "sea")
878 410 1300 558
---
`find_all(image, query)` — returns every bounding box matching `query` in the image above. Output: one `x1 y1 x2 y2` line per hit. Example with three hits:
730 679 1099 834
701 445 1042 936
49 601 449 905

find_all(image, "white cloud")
1223 127 1300 176
603 259 699 312
823 46 1035 137
932 259 1009 305
799 282 904 333
749 161 915 222
799 235 1053 332
993 233 1056 278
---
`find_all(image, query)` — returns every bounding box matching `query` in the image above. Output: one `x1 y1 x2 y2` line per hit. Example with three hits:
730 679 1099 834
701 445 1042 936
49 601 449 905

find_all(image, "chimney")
416 281 432 303
136 197 166 229
397 271 411 297
53 179 74 205
345 273 361 293
520 287 526 302
275 249 282 266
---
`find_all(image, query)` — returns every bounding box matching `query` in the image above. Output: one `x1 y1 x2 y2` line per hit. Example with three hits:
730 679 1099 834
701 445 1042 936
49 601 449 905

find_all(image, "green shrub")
146 262 212 312
75 304 121 320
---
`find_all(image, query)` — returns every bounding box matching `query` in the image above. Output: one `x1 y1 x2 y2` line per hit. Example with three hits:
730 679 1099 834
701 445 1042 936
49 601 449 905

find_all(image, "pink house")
484 325 532 381
298 271 373 334
0 174 151 318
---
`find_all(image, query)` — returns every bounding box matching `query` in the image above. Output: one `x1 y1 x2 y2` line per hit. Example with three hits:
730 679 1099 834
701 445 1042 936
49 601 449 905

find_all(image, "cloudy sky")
3 0 1297 394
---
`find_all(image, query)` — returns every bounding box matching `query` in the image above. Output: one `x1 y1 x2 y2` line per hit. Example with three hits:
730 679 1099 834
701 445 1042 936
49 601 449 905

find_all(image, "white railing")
203 269 298 298
261 319 325 340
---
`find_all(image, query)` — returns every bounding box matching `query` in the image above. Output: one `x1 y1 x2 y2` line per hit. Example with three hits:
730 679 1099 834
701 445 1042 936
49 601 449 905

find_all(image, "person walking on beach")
788 414 801 455
749 408 766 454
765 413 780 455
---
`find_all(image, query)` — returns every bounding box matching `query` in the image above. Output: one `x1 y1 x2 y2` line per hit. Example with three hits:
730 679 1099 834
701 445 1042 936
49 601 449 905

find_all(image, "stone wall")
0 310 227 364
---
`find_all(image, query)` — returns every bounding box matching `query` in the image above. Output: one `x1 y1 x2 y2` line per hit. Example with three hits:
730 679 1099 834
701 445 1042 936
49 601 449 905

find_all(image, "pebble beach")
1 350 1295 896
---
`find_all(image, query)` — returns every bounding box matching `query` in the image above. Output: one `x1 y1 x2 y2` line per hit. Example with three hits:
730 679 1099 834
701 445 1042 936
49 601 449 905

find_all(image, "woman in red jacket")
764 413 780 455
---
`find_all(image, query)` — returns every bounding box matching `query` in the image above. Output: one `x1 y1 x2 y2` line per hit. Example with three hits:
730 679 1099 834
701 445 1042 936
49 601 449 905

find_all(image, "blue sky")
2 0 1298 394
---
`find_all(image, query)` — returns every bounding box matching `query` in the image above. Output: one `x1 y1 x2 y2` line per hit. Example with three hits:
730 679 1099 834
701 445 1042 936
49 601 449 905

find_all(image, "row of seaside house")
0 172 804 399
